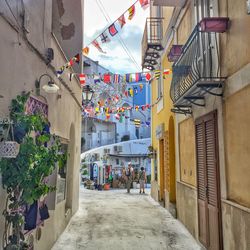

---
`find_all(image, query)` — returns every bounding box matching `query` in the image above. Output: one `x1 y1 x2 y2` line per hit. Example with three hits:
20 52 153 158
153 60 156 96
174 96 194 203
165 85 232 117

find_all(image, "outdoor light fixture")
82 85 94 103
37 74 60 94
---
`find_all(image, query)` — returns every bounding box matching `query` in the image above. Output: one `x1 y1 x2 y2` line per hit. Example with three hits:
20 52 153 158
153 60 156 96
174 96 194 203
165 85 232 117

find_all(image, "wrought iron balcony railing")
141 18 163 70
170 25 226 113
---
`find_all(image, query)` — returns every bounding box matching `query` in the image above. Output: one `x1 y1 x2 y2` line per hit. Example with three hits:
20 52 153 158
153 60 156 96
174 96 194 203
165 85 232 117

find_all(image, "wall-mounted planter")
199 17 230 33
167 45 183 62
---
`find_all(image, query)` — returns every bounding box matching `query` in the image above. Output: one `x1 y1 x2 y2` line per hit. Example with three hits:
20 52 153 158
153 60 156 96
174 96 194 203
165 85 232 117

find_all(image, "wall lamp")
36 74 60 94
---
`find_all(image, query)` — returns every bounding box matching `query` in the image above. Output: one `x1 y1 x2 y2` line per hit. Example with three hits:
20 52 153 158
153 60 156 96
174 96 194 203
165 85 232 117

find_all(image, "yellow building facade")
144 0 250 249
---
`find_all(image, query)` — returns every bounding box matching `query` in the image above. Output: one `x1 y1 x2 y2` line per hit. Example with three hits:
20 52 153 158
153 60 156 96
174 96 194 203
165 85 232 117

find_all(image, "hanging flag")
135 73 142 82
103 73 111 83
134 87 138 95
125 74 133 83
128 5 135 20
73 54 80 64
145 72 151 81
108 23 118 37
129 88 134 97
56 66 65 77
79 74 86 85
93 74 101 83
82 47 89 55
134 119 141 127
115 113 120 120
100 31 111 43
65 59 74 69
125 91 128 97
139 0 149 9
139 84 144 92
163 69 172 79
154 70 161 79
113 74 121 84
106 114 111 120
92 40 106 53
68 73 75 81
118 14 126 29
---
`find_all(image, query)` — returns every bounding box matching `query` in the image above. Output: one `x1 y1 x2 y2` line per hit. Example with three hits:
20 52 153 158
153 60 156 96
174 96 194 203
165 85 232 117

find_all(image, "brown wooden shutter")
164 131 170 192
195 121 208 247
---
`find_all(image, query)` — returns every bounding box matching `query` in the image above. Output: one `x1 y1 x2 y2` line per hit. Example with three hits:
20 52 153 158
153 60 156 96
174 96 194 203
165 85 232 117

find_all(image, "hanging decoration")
128 4 136 20
56 0 150 75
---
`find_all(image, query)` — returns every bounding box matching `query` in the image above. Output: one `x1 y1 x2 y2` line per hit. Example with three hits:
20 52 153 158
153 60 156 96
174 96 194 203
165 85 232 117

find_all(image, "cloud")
84 0 149 73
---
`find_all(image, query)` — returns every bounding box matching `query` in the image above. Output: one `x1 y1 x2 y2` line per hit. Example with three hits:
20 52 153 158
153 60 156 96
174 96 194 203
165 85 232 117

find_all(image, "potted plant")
0 92 65 250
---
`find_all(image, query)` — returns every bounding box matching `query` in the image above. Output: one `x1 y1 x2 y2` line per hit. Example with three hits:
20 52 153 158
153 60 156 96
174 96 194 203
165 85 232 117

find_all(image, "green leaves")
0 92 67 249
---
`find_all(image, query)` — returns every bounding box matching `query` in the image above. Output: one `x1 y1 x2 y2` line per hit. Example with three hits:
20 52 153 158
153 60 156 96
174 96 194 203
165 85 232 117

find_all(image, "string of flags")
56 0 150 78
64 69 173 86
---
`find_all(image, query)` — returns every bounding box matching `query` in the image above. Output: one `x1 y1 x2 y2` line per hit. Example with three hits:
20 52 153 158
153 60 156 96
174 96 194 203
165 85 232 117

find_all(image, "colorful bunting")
145 72 151 81
118 14 126 29
100 31 111 43
79 74 86 85
139 0 149 9
135 73 142 82
108 23 118 37
114 74 121 83
73 54 80 64
103 73 111 83
139 84 144 92
125 74 133 83
82 47 89 56
154 70 161 80
92 40 106 54
128 5 136 20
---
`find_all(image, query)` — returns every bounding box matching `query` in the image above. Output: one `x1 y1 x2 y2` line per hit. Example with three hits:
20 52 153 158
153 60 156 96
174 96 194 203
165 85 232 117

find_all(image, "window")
116 158 119 165
56 142 68 204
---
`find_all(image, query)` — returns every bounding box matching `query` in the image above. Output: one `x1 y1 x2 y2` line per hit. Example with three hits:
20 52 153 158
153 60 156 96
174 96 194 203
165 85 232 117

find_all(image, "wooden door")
195 111 222 250
159 139 165 201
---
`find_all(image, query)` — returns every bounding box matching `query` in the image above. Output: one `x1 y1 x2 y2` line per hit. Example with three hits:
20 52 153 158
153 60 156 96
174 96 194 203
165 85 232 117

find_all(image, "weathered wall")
222 200 250 250
176 182 198 239
0 0 82 248
220 0 250 77
177 2 193 44
179 118 196 187
224 85 250 207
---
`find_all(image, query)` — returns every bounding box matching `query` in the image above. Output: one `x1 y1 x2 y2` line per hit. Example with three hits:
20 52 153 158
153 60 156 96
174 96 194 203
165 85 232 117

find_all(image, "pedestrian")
126 162 134 193
139 167 146 194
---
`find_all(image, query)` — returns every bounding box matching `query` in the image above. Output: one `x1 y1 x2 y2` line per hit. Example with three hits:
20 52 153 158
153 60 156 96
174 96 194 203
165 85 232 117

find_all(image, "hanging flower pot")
0 141 20 158
167 45 183 62
199 17 230 33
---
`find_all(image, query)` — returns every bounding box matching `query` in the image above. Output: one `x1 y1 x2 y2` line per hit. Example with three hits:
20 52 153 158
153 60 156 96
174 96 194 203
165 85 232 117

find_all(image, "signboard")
155 123 165 139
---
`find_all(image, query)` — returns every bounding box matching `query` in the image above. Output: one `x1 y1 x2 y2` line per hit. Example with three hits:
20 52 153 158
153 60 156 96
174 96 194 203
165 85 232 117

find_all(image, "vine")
0 92 66 249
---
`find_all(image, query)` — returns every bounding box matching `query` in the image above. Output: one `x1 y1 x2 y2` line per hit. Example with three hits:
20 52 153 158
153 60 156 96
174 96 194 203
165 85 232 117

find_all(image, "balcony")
170 25 227 114
142 18 163 70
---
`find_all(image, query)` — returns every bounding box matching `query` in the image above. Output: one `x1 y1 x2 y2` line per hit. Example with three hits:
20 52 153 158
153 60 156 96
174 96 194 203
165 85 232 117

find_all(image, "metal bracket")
197 83 223 97
184 96 205 107
171 106 192 115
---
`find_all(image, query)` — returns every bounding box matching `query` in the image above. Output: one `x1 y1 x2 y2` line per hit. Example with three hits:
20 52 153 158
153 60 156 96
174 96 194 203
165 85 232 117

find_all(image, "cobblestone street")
52 187 201 250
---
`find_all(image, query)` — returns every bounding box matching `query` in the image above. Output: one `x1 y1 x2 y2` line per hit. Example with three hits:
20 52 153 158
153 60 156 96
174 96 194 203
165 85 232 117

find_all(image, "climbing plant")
0 92 66 249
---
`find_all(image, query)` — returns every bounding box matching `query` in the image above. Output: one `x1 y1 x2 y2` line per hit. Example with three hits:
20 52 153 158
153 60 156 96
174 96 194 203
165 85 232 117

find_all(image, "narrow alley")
52 187 201 250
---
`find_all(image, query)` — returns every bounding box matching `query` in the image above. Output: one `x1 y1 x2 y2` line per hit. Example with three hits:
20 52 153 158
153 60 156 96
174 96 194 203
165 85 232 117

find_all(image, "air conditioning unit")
104 148 110 154
114 145 123 153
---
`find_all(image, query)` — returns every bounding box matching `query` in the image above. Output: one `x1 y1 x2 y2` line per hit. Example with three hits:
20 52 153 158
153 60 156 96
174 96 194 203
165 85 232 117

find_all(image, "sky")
84 0 149 74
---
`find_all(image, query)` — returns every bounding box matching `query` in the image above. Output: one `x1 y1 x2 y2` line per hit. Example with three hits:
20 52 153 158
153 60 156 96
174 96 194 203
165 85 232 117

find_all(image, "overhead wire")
95 0 141 71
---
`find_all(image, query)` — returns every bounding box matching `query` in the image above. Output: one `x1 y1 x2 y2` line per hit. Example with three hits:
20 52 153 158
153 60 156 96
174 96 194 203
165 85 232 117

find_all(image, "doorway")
159 139 165 202
195 111 222 250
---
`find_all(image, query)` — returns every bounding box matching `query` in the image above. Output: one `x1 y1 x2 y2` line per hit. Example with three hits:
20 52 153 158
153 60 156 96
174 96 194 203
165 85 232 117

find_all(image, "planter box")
167 45 183 62
199 17 229 33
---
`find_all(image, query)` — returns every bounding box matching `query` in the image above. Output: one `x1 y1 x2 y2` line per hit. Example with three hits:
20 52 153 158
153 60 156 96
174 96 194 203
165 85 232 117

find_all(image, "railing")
141 18 163 68
170 25 224 105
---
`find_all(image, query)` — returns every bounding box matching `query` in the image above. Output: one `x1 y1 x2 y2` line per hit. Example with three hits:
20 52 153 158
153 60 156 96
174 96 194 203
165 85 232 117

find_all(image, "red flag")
92 40 106 53
128 5 135 20
79 74 86 85
73 54 80 64
103 74 111 83
108 23 118 37
145 72 151 81
118 14 126 28
139 0 149 9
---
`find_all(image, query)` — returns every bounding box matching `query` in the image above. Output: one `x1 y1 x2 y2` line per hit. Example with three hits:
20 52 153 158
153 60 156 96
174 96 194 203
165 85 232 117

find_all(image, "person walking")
139 167 146 194
126 162 134 193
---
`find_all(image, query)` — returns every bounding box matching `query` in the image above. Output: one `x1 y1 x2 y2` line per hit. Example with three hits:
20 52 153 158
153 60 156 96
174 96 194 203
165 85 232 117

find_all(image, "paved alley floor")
52 187 201 250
